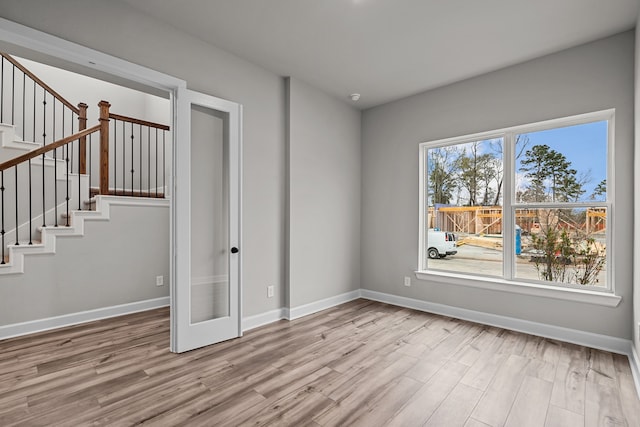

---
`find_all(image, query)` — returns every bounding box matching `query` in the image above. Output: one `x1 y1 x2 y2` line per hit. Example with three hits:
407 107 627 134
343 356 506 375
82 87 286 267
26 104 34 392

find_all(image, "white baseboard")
360 289 631 355
287 290 361 320
242 308 288 332
0 296 170 340
630 344 640 400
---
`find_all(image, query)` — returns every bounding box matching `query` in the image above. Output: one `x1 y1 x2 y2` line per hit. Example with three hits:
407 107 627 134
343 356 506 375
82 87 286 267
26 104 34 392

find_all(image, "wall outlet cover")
267 285 274 298
156 276 164 287
404 276 411 287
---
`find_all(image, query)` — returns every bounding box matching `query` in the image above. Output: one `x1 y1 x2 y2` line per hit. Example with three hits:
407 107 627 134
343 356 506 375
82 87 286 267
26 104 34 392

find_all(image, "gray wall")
361 31 635 339
0 204 170 324
0 0 286 317
286 78 361 307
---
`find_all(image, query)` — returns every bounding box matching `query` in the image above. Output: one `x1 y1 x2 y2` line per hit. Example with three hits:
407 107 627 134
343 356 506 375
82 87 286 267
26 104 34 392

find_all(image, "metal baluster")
163 130 166 198
155 128 158 198
122 121 125 196
89 133 92 204
67 111 77 178
41 90 46 227
28 159 32 245
113 119 117 195
139 125 142 194
32 80 35 143
65 144 69 226
54 100 59 221
130 122 134 196
147 127 150 197
1 170 5 264
1 57 4 123
22 73 25 141
11 64 15 125
77 137 81 210
14 166 18 245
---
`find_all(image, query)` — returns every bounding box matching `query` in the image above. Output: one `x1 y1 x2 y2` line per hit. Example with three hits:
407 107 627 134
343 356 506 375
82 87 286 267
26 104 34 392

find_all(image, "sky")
516 120 608 201
427 120 608 206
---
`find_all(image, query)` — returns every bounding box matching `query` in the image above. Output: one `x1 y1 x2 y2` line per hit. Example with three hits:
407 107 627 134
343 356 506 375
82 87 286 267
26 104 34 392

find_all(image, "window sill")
414 270 622 307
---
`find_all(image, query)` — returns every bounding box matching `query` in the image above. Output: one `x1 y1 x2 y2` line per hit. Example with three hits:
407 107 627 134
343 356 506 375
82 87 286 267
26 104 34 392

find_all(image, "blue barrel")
515 225 522 255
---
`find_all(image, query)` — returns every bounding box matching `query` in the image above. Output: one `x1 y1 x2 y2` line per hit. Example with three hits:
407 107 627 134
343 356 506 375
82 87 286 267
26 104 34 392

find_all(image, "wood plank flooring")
0 299 638 426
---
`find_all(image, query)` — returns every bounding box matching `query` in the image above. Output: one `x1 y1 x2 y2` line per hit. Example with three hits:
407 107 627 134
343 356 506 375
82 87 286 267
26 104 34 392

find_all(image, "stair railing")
0 54 170 265
100 102 169 198
0 125 100 263
1 53 85 147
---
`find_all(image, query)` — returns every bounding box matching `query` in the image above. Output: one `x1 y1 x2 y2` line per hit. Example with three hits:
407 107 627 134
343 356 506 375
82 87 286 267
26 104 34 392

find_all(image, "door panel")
171 89 242 353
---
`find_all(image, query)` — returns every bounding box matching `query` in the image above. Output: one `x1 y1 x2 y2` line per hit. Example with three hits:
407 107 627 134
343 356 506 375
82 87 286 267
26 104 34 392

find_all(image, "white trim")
287 290 362 320
242 308 288 332
630 345 640 400
0 297 169 340
414 271 621 307
360 289 629 354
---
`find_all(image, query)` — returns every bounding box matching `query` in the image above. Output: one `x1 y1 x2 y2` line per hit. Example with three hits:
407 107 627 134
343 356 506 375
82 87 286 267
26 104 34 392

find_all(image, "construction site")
428 205 607 251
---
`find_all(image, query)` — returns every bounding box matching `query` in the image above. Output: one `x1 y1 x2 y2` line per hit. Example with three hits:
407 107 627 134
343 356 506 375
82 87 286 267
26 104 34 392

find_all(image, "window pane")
425 138 503 277
515 207 607 287
515 122 607 203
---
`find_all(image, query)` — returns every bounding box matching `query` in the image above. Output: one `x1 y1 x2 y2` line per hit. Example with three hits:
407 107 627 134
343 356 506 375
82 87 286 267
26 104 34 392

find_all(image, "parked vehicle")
427 229 457 259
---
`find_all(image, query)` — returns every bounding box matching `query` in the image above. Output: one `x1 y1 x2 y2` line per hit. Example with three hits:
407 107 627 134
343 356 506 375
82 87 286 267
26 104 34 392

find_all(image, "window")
418 111 613 294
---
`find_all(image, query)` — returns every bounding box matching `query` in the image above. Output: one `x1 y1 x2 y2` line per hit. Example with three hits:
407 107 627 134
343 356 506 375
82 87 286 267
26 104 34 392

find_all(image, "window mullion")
503 132 515 280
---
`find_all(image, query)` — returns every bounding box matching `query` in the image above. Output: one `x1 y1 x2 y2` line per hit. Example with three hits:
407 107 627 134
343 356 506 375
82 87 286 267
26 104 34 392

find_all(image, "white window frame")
417 109 621 307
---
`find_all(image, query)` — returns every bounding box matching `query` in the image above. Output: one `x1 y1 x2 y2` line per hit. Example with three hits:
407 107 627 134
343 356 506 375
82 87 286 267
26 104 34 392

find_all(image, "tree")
591 179 606 200
530 212 606 286
520 144 585 202
427 147 458 205
455 142 498 206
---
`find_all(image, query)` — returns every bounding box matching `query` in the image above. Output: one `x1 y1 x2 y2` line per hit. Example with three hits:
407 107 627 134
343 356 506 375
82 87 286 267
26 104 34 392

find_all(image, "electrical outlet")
156 276 164 287
404 276 411 287
267 285 274 298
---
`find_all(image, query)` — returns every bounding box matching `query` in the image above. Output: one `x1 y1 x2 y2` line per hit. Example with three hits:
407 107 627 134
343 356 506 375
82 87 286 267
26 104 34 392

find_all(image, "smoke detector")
349 93 361 102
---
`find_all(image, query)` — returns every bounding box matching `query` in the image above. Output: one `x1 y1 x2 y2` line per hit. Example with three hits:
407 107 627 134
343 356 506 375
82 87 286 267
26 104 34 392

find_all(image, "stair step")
9 240 43 247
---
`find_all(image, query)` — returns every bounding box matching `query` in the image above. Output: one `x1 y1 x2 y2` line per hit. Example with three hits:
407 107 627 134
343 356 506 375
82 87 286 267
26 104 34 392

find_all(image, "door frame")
0 17 243 351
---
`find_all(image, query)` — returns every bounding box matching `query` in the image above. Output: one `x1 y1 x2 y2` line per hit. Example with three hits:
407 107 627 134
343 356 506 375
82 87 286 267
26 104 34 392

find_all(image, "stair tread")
9 240 43 247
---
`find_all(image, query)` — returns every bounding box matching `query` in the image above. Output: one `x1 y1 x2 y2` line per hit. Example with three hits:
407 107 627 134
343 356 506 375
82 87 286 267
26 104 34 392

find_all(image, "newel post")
78 103 88 175
98 100 111 195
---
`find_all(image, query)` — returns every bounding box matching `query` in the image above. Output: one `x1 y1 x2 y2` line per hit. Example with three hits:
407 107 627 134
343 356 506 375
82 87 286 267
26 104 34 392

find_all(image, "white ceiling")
119 0 638 109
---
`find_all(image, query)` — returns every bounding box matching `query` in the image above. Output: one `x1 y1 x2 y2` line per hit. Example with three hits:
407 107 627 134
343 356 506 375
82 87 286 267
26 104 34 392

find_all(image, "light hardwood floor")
0 299 638 426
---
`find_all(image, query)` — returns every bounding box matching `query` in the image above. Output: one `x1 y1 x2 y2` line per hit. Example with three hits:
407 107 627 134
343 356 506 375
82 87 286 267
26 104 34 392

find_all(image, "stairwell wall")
0 203 170 325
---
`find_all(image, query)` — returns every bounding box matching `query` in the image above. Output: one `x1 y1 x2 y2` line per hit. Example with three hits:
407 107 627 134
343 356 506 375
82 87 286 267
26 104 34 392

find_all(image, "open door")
171 88 242 353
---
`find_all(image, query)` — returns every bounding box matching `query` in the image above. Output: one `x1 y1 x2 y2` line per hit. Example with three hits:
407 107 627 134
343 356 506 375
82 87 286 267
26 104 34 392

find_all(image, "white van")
427 229 457 259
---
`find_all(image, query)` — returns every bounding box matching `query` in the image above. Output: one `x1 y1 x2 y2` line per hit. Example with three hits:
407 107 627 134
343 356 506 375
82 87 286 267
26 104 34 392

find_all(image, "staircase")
0 53 169 275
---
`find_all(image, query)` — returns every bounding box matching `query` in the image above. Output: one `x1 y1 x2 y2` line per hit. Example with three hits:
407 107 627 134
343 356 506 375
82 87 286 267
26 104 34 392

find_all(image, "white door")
171 88 242 353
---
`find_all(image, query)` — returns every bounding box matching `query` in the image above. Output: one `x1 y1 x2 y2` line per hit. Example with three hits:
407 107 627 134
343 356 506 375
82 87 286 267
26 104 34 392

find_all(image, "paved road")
427 244 607 287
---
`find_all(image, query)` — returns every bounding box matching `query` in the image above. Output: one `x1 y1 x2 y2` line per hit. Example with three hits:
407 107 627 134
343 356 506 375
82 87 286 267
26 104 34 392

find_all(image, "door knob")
231 247 239 254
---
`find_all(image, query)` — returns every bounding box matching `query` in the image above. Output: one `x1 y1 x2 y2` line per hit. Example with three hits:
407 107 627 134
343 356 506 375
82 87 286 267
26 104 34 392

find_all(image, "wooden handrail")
1 53 80 114
109 113 170 131
0 125 100 172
